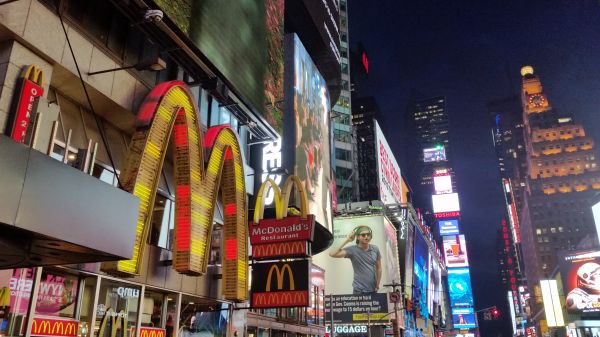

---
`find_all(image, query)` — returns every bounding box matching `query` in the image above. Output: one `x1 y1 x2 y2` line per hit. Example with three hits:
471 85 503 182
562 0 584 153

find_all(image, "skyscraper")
408 96 455 210
332 0 356 204
351 96 381 202
518 66 600 308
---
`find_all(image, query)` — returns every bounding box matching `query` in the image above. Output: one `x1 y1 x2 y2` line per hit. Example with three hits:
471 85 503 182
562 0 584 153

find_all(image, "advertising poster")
447 268 474 308
321 215 399 323
413 232 429 318
438 219 460 236
451 307 477 329
428 254 442 315
423 147 446 162
375 121 403 205
284 33 332 231
559 250 600 313
432 193 460 214
442 235 469 268
433 173 452 194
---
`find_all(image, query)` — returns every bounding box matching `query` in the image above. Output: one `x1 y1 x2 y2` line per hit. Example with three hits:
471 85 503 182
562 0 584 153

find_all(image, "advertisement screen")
559 250 600 313
423 146 446 162
433 174 452 194
432 193 460 213
375 121 403 205
154 0 269 128
451 307 477 329
443 235 470 268
439 219 460 236
593 200 600 247
448 268 474 308
321 215 399 323
285 33 332 231
413 231 429 318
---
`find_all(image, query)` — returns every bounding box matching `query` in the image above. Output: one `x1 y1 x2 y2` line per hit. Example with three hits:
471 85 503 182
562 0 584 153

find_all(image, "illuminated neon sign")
101 81 247 301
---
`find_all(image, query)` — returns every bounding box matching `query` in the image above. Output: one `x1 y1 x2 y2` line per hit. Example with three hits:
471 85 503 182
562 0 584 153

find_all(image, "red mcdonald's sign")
139 327 166 337
31 317 79 337
9 65 44 143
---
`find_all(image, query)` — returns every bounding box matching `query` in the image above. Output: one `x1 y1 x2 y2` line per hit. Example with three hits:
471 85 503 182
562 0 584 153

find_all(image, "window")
0 268 37 337
150 193 175 250
95 279 141 337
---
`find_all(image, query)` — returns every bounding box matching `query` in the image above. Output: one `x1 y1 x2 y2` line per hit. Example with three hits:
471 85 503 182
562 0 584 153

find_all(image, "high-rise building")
332 0 356 204
517 66 600 310
408 96 455 210
352 96 381 202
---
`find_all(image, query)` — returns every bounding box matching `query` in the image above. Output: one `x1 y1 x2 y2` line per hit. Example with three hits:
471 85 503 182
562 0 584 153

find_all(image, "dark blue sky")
348 1 600 335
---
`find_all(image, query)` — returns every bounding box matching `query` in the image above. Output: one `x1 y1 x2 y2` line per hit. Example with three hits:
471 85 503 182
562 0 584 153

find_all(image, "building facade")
0 1 340 337
517 66 600 321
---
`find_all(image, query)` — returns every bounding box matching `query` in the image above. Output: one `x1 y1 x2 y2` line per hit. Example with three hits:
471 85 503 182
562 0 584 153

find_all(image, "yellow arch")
253 175 308 223
101 81 247 301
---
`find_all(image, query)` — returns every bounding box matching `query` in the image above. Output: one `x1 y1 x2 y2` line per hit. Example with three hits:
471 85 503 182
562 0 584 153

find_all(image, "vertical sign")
8 65 44 143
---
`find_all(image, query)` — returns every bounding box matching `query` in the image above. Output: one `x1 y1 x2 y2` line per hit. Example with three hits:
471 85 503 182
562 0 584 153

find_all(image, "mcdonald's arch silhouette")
101 81 248 301
31 318 78 337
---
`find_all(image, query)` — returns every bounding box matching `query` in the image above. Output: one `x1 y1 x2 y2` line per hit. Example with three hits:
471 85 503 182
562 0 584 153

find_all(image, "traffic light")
491 306 500 319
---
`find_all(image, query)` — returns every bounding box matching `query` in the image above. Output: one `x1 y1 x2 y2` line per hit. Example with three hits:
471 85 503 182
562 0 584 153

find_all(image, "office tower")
351 96 382 202
408 96 455 210
332 0 356 203
518 66 600 306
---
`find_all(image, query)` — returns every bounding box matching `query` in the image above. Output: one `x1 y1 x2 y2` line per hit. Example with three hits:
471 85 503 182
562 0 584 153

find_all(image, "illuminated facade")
0 1 338 337
518 66 600 319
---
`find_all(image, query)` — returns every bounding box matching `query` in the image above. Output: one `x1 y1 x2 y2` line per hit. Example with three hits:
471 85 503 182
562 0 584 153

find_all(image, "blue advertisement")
447 268 474 308
451 307 477 329
413 232 429 318
439 219 460 236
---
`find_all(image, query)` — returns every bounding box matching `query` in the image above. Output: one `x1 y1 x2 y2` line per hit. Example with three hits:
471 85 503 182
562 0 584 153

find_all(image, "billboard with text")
559 250 600 314
375 121 403 205
443 235 469 268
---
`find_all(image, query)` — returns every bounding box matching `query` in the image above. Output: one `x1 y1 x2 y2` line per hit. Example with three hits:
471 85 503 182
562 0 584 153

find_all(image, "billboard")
251 260 310 308
322 215 399 323
413 231 429 317
154 0 269 128
433 173 452 194
451 307 477 329
284 33 332 231
439 219 460 236
593 199 600 248
448 268 474 308
375 121 403 205
443 235 470 268
559 250 600 314
423 146 446 162
432 193 460 214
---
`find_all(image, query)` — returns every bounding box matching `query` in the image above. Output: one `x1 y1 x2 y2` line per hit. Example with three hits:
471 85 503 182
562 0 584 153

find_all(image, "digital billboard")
321 215 399 323
264 0 285 133
433 173 452 194
432 193 460 214
559 250 600 314
423 146 446 162
413 231 429 318
375 121 403 205
592 199 600 247
439 219 460 236
154 0 270 128
447 268 474 308
284 33 332 231
443 235 469 268
451 307 477 329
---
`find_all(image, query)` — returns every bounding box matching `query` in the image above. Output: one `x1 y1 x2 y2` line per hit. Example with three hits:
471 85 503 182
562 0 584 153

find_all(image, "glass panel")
0 268 36 337
140 290 164 328
178 297 228 337
79 275 98 337
94 279 140 337
34 269 79 318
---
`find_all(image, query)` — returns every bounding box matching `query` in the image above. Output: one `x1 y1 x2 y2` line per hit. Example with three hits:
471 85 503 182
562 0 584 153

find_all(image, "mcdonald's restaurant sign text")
9 65 44 143
251 260 310 308
31 317 78 337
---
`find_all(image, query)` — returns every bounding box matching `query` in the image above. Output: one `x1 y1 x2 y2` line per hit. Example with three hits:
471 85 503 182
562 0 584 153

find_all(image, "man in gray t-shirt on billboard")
329 225 382 294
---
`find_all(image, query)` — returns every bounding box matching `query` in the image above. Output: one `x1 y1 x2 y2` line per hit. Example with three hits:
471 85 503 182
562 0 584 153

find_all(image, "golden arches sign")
253 176 309 223
101 81 247 301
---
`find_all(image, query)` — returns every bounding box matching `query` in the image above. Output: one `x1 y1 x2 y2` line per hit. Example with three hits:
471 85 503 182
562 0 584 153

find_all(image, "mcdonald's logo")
249 176 315 259
31 318 78 337
100 81 247 301
139 327 166 337
252 241 308 258
251 260 310 308
98 308 128 337
9 64 44 143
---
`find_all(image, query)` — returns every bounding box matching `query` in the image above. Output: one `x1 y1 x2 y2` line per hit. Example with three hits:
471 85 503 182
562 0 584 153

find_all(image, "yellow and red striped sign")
139 327 166 337
31 318 78 337
101 81 247 301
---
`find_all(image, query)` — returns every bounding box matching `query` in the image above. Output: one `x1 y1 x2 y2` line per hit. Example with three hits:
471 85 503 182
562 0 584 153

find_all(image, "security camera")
144 9 164 23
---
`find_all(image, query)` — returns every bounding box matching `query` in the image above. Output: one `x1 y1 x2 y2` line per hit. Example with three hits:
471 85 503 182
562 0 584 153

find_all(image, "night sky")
348 1 600 336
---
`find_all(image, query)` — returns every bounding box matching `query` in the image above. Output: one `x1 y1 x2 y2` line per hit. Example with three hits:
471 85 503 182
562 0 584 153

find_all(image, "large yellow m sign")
101 81 247 300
